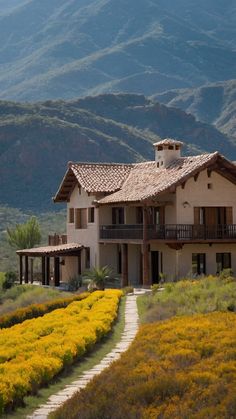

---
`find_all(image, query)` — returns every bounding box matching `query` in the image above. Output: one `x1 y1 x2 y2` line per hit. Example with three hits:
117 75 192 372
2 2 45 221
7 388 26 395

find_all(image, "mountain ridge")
0 93 234 211
0 0 236 101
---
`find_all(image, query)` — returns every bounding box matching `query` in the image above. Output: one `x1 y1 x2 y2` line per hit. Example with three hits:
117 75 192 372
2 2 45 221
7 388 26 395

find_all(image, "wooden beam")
121 244 128 287
42 257 46 286
54 257 60 287
194 173 199 182
142 207 150 286
25 256 29 284
46 257 50 286
19 255 23 285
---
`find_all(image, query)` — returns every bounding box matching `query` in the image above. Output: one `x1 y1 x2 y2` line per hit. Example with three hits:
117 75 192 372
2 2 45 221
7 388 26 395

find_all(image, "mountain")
0 93 234 211
0 0 236 100
154 79 236 142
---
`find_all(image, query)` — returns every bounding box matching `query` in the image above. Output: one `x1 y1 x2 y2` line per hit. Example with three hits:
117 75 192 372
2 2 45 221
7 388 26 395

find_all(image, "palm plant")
82 266 113 291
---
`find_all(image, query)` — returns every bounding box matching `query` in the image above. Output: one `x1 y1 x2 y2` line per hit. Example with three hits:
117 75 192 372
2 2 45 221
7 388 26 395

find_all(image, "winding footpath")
28 291 142 419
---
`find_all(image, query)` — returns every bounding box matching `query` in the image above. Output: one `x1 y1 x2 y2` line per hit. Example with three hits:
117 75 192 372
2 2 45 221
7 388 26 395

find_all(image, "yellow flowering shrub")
53 311 236 419
0 292 89 329
0 289 122 413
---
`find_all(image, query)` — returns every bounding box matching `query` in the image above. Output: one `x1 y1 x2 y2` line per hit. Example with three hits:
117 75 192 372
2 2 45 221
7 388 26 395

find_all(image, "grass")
137 275 236 323
0 284 73 316
4 296 126 419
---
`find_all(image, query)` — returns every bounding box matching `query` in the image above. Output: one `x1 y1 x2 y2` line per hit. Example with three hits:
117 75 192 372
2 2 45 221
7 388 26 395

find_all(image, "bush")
67 276 82 291
0 292 89 329
138 275 236 323
122 286 134 295
0 290 122 412
2 271 17 290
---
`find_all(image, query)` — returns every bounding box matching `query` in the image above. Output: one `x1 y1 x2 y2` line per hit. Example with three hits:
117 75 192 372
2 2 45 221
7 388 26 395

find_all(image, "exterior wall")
61 256 78 282
150 242 236 280
176 170 236 224
177 243 236 278
99 243 118 273
63 185 99 281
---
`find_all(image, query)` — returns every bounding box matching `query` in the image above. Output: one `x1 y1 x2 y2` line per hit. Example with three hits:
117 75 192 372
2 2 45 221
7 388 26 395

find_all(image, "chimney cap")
153 138 184 147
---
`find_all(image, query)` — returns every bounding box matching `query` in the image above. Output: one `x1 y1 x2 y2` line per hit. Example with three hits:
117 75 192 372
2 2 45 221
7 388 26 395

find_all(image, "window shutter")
226 207 233 224
194 207 200 224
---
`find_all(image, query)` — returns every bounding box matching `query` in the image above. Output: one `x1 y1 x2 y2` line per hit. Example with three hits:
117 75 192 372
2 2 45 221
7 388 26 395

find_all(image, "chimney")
153 138 183 168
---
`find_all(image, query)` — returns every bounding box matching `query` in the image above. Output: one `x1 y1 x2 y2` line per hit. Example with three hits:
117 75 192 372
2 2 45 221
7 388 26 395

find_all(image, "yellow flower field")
54 311 236 419
0 289 122 413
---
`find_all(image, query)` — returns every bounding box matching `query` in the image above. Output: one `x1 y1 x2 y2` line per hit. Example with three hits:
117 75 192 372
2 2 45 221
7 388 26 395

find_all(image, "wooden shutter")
159 207 165 225
81 209 87 229
226 207 233 224
75 209 81 229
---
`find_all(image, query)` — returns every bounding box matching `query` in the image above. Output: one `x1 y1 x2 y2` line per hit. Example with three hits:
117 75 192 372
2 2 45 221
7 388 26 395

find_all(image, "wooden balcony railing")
100 224 236 241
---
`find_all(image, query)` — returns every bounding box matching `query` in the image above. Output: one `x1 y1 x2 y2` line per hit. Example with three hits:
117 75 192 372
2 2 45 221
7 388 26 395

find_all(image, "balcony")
100 224 236 242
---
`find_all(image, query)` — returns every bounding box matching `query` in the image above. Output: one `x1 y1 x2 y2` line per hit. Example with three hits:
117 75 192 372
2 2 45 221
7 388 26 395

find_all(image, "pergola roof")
16 243 83 257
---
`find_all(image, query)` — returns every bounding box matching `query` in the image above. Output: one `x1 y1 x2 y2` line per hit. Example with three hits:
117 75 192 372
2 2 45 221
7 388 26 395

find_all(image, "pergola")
16 243 83 286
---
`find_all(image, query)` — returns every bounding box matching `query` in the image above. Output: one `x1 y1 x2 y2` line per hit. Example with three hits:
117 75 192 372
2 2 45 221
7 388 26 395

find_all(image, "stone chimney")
153 138 183 168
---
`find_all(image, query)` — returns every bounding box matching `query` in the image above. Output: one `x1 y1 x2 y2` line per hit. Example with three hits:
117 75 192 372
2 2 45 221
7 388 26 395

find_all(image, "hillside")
154 79 236 142
0 0 236 100
0 94 234 211
0 206 66 272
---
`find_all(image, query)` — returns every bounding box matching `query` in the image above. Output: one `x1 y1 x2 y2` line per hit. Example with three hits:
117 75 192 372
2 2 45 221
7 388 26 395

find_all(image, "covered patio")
17 243 83 286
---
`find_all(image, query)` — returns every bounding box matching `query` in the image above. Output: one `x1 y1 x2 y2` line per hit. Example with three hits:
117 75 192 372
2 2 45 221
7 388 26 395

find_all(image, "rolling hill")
0 0 236 100
0 93 234 211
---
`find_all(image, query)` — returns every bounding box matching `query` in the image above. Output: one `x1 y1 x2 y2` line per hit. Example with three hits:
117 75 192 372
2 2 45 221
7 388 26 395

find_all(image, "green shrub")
2 271 17 290
122 286 134 295
67 276 82 291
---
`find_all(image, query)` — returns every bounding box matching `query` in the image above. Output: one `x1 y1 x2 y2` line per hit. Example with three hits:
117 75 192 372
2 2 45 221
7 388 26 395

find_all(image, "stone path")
28 291 143 419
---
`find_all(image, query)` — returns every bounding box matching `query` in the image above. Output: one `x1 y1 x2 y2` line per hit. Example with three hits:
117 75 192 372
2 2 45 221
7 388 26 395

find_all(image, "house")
17 139 236 286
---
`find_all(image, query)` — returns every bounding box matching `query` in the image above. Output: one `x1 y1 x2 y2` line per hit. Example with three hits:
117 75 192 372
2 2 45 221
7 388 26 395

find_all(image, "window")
85 248 90 269
88 207 95 223
112 207 124 224
192 254 206 276
68 208 74 223
75 208 87 229
216 253 231 273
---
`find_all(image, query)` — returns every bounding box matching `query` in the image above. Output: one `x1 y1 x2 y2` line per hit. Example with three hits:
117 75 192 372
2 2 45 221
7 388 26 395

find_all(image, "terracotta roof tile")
98 153 219 204
70 163 132 193
17 243 83 256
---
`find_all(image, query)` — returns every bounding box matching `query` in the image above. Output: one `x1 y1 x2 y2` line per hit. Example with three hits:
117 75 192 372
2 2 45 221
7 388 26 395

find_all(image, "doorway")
151 251 159 284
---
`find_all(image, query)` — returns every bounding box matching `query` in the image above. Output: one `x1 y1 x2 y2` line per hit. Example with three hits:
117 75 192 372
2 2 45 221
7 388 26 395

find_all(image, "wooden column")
54 257 60 287
142 207 150 286
19 255 23 284
30 258 34 284
46 257 50 285
25 256 29 284
42 257 46 285
121 244 128 287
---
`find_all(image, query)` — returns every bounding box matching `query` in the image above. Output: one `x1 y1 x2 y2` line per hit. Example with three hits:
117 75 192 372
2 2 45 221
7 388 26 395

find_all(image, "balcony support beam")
121 243 128 287
142 207 150 286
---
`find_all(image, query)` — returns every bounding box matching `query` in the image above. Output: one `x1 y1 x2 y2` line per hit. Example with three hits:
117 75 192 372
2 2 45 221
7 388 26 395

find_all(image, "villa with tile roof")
18 139 236 286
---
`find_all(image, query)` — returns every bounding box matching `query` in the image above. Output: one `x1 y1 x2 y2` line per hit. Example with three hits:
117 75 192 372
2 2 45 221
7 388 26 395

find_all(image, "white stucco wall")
176 170 236 224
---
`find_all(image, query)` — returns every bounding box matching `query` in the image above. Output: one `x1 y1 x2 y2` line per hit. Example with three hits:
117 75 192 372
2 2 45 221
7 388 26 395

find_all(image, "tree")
7 216 41 250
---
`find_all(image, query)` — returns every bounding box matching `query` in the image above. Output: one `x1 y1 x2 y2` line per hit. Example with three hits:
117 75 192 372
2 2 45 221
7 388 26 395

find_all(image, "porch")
16 243 83 286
